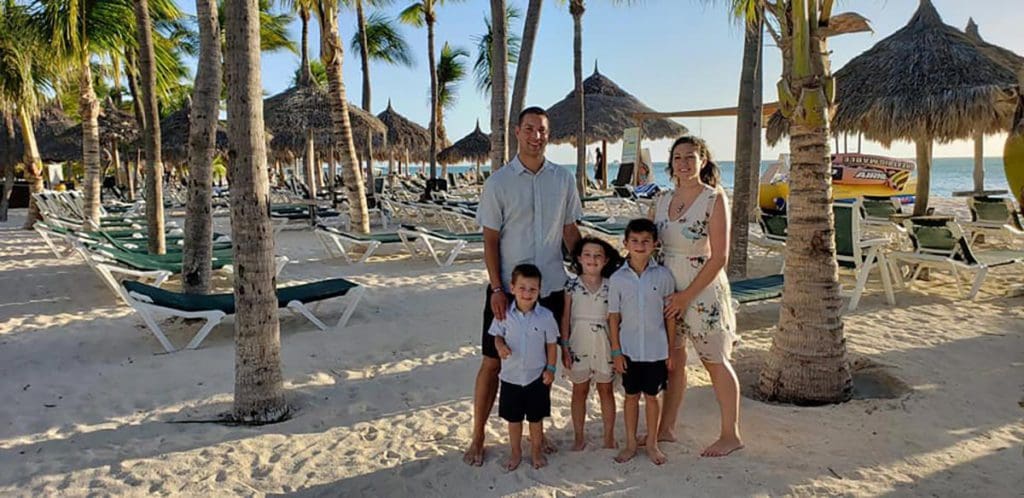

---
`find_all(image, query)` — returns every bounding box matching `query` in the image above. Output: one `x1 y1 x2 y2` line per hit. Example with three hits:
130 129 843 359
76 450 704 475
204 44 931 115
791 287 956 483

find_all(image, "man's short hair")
624 218 659 241
517 106 548 125
511 263 542 283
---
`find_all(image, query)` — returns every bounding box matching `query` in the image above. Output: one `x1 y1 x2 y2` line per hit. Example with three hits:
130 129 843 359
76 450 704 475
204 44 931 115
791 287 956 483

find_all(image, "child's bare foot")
657 428 678 443
571 437 586 451
531 451 548 469
614 445 638 463
542 435 558 454
646 445 667 465
504 450 522 471
462 440 485 467
701 436 744 457
603 434 618 449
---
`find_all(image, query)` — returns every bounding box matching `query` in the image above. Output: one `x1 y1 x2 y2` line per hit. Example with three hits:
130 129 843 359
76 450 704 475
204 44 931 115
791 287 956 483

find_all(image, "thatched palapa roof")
964 18 1024 74
830 0 1020 146
438 120 490 165
2 105 77 164
546 65 687 146
158 100 229 165
374 100 433 162
263 85 386 156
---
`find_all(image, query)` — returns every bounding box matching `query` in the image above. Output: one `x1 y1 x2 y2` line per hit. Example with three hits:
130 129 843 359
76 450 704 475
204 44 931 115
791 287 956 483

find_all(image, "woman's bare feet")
504 449 522 471
614 445 638 463
637 430 675 446
646 445 667 465
701 436 743 457
603 434 618 449
571 437 586 451
531 450 548 469
462 441 485 467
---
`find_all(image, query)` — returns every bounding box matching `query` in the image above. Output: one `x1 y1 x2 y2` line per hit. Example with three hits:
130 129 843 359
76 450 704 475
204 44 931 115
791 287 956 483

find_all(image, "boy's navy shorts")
622 356 667 396
481 286 564 359
498 375 551 423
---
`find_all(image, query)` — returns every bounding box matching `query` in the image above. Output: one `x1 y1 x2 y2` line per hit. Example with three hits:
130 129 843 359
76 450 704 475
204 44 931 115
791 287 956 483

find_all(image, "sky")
178 0 1024 163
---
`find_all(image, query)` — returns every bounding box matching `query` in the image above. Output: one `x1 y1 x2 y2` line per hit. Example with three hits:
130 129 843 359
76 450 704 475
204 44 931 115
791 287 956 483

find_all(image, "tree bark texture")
224 0 288 423
81 53 103 230
570 1 586 198
298 7 312 86
304 129 317 198
913 139 932 216
507 0 542 159
356 0 375 202
489 0 509 170
319 0 370 233
182 0 221 294
972 133 984 191
0 113 15 222
728 13 762 279
134 0 167 254
18 107 45 228
758 1 851 404
427 12 438 179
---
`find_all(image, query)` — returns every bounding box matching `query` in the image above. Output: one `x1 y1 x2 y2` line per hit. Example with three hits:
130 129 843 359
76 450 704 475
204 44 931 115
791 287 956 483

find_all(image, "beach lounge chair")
888 219 1024 299
314 225 419 264
729 273 784 307
834 200 895 311
749 209 788 257
122 278 366 352
396 225 483 266
965 196 1024 248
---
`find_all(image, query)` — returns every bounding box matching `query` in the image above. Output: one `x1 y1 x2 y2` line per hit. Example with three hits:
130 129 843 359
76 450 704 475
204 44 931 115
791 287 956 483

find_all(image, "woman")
649 135 742 457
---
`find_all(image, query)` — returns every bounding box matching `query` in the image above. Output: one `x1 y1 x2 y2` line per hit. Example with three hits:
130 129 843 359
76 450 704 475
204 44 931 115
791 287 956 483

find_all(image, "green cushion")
972 199 1010 223
761 212 788 238
862 199 899 219
122 278 360 315
833 205 854 258
730 274 784 304
433 230 485 243
913 226 957 251
89 244 234 272
321 227 408 244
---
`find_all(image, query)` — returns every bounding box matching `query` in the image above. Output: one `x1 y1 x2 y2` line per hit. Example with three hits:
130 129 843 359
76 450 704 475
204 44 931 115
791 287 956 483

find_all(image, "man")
463 106 583 466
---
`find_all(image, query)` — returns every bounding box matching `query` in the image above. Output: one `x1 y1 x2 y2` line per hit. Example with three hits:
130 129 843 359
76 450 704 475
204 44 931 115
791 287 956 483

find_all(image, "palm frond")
398 2 425 27
472 5 521 95
351 12 415 67
436 41 468 110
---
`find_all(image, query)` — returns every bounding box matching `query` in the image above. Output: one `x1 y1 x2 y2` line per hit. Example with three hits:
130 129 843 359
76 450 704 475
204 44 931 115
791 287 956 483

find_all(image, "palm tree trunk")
489 0 509 170
0 113 15 222
17 106 45 228
134 0 166 255
728 9 763 279
758 1 850 404
427 16 438 179
298 7 313 86
182 0 221 294
749 25 763 217
319 0 370 233
81 52 103 230
972 132 983 191
224 0 287 424
913 139 931 216
304 129 316 198
507 0 542 158
570 1 586 198
356 0 375 203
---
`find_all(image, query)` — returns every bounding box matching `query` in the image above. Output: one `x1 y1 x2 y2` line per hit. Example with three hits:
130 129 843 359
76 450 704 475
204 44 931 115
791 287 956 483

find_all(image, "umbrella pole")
634 122 645 186
601 140 608 189
972 132 984 191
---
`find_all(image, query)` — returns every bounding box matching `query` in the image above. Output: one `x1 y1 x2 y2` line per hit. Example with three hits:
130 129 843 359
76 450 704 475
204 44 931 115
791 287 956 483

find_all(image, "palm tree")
507 0 542 157
569 0 586 195
435 42 469 164
133 0 167 254
291 59 328 85
399 0 458 179
181 0 221 294
477 4 519 171
223 0 288 424
317 0 371 233
0 0 52 227
473 6 520 95
758 0 854 404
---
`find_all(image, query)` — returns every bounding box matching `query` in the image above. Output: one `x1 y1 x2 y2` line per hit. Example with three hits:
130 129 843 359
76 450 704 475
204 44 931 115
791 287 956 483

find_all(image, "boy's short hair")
624 218 659 241
511 263 542 284
517 106 548 124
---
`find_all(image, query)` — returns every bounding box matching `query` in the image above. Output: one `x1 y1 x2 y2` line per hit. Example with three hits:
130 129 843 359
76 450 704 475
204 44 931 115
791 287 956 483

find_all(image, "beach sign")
831 153 914 193
621 127 640 164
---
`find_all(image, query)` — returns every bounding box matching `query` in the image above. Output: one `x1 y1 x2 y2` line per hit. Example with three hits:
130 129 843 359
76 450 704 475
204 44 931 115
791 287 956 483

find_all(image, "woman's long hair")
666 135 721 188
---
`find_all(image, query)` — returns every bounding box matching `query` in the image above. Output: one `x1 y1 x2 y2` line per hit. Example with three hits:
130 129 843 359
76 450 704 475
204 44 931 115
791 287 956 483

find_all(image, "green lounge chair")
889 219 1023 299
965 196 1024 248
834 200 895 311
750 209 788 257
122 278 366 352
396 225 483 267
730 274 784 306
314 224 419 264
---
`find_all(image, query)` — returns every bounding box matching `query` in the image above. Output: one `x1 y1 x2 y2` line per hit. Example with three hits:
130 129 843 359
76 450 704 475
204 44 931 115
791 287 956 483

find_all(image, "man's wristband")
610 349 623 358
557 337 566 347
490 286 504 294
545 364 557 373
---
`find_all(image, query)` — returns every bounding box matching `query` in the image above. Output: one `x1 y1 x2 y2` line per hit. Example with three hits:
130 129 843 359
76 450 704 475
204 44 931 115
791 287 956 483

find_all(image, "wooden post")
601 139 608 189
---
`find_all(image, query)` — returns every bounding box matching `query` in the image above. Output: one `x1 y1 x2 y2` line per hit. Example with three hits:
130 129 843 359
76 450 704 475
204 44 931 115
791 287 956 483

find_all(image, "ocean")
407 157 1011 198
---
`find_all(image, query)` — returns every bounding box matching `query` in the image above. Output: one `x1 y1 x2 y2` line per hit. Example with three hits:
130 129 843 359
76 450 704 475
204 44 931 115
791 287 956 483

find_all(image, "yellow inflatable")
759 153 917 211
1005 97 1024 211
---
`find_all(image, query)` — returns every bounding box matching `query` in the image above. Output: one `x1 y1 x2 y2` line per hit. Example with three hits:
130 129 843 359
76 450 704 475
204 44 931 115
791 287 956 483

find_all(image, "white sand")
0 199 1021 497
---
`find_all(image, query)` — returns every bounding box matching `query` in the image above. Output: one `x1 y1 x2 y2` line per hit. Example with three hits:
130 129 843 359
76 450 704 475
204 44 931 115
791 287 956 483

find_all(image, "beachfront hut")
773 0 1020 214
3 105 77 165
375 100 432 175
545 65 687 187
47 100 140 171
158 100 229 166
438 120 490 181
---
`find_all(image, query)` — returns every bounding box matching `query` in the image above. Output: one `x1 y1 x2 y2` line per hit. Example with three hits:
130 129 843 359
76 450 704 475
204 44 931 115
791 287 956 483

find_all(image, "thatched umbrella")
375 100 433 174
158 100 229 166
546 65 687 186
3 105 77 164
264 85 386 155
438 120 490 180
963 18 1024 191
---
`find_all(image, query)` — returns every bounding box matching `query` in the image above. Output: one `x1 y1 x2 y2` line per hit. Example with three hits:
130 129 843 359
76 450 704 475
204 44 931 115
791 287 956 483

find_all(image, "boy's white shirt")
608 260 675 362
489 302 559 386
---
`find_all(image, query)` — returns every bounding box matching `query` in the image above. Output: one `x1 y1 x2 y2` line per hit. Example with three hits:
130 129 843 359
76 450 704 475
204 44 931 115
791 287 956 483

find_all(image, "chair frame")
396 226 480 267
834 200 895 311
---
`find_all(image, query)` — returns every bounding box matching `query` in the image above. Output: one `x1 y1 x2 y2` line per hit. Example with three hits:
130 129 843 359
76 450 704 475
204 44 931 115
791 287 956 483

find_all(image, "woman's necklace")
671 183 702 218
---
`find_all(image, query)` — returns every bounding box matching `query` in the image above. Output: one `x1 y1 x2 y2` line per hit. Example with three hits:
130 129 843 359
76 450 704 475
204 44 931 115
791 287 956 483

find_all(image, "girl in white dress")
560 237 623 451
651 135 743 457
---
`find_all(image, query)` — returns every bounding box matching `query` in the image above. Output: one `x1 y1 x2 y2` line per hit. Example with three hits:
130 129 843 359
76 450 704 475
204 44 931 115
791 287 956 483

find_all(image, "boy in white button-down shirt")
608 219 677 466
489 264 559 471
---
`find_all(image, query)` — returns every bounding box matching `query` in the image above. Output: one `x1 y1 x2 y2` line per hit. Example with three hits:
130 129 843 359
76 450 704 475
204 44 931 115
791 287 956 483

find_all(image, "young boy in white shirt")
490 264 559 471
609 218 677 465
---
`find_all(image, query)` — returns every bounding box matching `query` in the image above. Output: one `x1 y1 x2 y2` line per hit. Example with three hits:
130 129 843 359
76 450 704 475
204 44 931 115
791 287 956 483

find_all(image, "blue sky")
181 0 1024 163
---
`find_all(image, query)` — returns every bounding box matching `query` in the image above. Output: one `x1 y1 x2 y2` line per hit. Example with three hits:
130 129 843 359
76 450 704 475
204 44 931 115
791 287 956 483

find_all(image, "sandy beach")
0 197 1021 497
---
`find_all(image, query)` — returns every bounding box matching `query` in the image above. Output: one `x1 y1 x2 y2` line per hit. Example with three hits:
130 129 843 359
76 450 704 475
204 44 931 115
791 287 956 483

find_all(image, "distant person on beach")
463 106 583 467
594 148 605 185
490 264 559 470
651 135 742 457
561 237 623 451
609 218 676 465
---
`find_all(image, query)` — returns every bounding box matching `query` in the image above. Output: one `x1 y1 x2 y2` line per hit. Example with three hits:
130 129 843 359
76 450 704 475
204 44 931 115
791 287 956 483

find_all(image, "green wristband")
610 349 623 357
545 364 556 373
